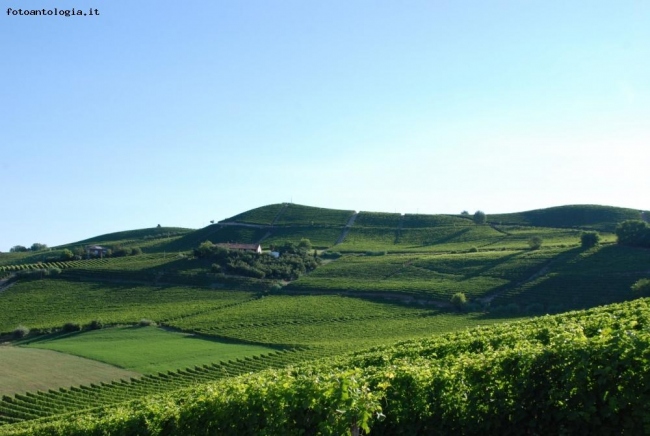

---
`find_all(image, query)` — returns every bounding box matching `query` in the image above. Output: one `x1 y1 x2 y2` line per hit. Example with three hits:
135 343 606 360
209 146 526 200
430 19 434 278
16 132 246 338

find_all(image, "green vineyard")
1 203 649 434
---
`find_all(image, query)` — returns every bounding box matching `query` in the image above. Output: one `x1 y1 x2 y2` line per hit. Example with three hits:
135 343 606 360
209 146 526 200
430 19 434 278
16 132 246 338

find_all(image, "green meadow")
24 327 276 374
0 347 140 397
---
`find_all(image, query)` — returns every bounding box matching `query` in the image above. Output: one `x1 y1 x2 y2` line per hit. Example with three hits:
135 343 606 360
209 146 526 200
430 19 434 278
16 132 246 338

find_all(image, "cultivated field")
0 203 648 432
0 347 140 397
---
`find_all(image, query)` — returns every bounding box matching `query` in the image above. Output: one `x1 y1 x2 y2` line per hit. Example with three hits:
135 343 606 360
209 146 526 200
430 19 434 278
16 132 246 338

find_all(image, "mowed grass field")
24 326 277 374
0 347 140 397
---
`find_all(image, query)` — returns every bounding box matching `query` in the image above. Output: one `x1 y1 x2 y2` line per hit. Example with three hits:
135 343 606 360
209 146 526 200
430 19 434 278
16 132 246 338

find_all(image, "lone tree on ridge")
473 210 487 225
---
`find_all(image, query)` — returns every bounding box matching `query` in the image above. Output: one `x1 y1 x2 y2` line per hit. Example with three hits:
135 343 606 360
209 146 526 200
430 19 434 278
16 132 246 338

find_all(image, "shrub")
528 237 543 250
60 249 74 261
211 263 222 273
616 220 650 247
365 250 387 256
86 319 104 330
320 251 342 259
631 279 650 296
138 318 157 327
131 247 143 255
580 231 600 248
473 210 487 225
112 246 132 257
12 325 29 339
297 238 312 252
468 247 479 253
62 322 81 332
450 292 467 311
48 267 62 276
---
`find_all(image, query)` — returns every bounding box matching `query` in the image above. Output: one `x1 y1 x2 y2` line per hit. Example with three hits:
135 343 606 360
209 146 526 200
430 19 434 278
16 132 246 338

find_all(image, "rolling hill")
0 202 648 434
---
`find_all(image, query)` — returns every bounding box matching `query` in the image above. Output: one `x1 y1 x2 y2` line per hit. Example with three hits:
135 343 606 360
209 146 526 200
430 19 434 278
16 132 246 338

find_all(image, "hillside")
4 298 650 435
0 202 649 432
488 204 642 232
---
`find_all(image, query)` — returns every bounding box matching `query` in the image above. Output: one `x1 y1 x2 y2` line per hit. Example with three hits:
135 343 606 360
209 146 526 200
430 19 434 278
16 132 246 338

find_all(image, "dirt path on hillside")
335 212 359 245
271 203 289 226
476 259 557 304
0 274 16 294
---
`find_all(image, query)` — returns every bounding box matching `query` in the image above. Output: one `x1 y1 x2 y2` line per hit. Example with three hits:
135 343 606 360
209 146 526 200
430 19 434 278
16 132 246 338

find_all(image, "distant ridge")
488 204 642 232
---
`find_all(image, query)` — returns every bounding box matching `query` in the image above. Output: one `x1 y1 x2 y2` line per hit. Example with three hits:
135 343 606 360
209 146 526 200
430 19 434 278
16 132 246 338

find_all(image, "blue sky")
1 1 649 251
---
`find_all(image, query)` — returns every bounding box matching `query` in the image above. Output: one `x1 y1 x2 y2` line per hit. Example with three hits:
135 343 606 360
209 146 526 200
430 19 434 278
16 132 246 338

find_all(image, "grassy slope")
220 203 285 225
0 347 140 397
488 204 642 231
0 202 648 427
24 327 275 374
0 280 256 334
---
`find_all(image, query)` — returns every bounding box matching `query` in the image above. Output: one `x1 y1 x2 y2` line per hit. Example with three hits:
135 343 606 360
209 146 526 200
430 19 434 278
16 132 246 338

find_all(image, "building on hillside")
216 243 262 254
86 245 109 258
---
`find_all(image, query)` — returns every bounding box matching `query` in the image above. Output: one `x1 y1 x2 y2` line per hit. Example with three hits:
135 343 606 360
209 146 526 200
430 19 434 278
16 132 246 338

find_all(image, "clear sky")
1 1 649 251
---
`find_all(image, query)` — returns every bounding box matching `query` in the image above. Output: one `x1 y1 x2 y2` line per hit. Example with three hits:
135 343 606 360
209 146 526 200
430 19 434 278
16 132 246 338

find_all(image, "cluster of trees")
58 245 143 261
9 243 48 253
461 210 487 225
616 220 650 248
195 239 320 281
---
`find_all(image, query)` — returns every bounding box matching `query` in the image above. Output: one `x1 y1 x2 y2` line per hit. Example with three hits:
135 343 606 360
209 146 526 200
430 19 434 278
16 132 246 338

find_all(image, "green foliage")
138 318 157 326
86 319 104 330
631 279 650 296
616 220 650 247
196 240 319 281
263 226 342 249
60 249 74 261
320 251 342 259
450 292 467 310
30 243 47 252
297 238 312 252
12 325 29 339
473 210 487 225
9 298 650 435
62 322 81 333
528 236 543 250
111 245 133 257
10 245 28 253
580 231 600 248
